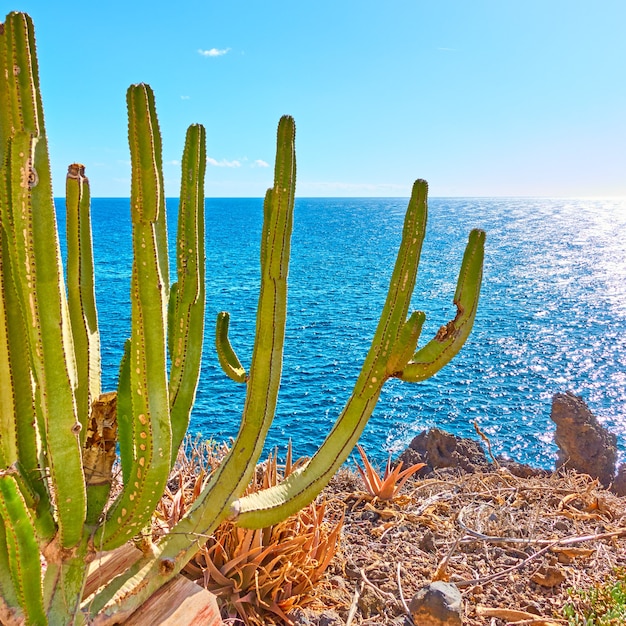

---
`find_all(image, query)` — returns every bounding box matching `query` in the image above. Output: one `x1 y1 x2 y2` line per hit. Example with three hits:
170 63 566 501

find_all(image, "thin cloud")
252 159 270 168
180 95 190 100
198 47 231 57
207 157 241 168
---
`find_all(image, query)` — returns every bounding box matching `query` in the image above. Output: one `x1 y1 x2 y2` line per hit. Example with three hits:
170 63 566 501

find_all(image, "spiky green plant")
0 11 485 625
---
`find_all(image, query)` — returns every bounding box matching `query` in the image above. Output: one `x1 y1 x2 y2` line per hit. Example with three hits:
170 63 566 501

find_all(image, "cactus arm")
385 310 427 376
95 84 171 551
232 180 431 527
0 17 11 167
0 230 55 542
87 116 296 622
398 228 485 382
0 472 46 626
233 194 485 528
167 124 206 462
4 10 85 547
66 163 101 444
215 311 248 383
2 12 43 137
10 133 86 550
3 11 86 550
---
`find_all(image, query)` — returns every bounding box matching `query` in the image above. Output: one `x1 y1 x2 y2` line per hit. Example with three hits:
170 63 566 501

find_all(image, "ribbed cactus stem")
0 472 46 626
95 84 172 551
1 12 86 550
168 123 206 462
231 181 485 528
66 163 101 442
88 115 297 622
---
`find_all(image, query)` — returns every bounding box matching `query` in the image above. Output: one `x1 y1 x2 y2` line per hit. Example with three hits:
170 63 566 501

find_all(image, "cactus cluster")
0 11 485 625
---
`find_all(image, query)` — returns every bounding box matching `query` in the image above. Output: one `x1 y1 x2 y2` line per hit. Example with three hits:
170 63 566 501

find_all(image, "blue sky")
5 1 626 197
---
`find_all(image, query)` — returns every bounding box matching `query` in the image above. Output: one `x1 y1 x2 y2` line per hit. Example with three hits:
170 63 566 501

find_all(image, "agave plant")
355 444 426 501
0 11 485 625
185 444 342 625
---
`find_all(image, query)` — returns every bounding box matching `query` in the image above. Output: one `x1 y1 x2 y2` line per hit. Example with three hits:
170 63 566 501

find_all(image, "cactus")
0 11 485 625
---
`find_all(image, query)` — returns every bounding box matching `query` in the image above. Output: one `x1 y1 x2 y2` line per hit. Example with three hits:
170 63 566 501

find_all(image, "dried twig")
473 421 500 468
456 528 626 588
345 581 363 626
395 563 413 619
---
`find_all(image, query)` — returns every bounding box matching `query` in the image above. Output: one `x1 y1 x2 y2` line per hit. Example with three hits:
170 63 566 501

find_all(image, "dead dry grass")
148 439 626 625
299 467 626 626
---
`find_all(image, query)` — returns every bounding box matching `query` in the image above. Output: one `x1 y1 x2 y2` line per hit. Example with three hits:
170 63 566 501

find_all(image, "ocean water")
55 197 626 468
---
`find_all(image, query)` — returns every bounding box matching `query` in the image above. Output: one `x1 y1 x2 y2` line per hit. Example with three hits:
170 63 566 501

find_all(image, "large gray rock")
408 581 463 626
551 391 617 487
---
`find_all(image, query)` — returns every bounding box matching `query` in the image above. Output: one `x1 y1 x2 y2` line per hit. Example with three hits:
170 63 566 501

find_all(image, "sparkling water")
55 197 626 468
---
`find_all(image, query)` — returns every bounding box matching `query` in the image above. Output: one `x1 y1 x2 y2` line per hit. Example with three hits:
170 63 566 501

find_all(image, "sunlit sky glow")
6 1 626 197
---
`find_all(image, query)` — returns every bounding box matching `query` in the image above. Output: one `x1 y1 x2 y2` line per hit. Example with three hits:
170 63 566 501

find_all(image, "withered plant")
159 442 343 625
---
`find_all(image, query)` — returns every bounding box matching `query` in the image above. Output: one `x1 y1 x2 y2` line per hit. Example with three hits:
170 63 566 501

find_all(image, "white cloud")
180 95 190 100
252 159 270 168
198 47 231 57
207 157 241 168
165 160 180 166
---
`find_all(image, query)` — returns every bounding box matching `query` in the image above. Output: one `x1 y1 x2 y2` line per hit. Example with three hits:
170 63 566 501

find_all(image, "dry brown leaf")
550 546 594 564
475 606 538 619
475 605 562 623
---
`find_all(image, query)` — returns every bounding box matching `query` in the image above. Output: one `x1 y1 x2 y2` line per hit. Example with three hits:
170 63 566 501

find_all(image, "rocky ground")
291 393 626 626
295 465 626 625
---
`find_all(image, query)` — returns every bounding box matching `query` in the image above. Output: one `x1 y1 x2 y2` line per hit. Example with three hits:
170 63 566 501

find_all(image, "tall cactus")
0 11 485 625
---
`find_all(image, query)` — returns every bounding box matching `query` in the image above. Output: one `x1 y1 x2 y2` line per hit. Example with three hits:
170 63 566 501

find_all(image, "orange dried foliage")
166 442 343 625
354 444 425 500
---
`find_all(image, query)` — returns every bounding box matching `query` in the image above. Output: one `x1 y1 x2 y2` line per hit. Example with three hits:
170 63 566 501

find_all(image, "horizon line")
52 195 626 201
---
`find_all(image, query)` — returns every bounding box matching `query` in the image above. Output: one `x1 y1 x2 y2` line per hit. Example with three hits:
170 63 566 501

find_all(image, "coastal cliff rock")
399 392 623 491
399 427 491 474
550 391 617 488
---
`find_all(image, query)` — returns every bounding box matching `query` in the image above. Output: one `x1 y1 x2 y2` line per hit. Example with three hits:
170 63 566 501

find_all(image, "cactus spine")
0 11 485 625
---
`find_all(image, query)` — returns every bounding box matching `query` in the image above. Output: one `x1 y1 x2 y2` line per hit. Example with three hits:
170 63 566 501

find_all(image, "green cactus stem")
1 12 86 551
215 311 248 383
94 84 172 551
230 181 485 528
66 163 101 445
167 123 207 463
0 10 485 623
0 472 46 626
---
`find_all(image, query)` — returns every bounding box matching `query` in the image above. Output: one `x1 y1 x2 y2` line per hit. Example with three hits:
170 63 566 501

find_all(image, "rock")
530 564 566 587
408 581 463 626
418 529 437 553
399 428 491 474
551 391 617 487
496 457 549 479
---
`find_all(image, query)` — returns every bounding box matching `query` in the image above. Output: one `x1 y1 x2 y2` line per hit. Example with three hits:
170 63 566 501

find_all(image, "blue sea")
55 197 626 469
